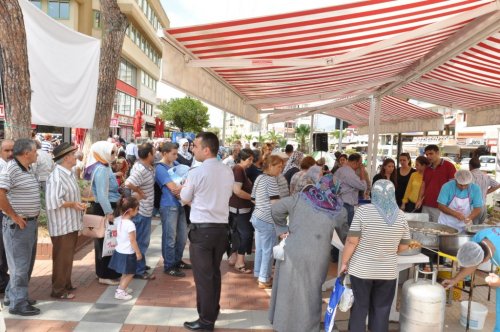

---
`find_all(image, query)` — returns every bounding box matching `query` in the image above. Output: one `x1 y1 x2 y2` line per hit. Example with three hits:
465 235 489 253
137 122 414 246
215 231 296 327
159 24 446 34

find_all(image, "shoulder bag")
82 166 108 238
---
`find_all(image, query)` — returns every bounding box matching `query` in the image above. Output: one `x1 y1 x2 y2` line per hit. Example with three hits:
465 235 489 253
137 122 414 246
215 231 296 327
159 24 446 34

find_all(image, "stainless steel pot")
465 224 495 235
438 234 472 256
408 220 458 249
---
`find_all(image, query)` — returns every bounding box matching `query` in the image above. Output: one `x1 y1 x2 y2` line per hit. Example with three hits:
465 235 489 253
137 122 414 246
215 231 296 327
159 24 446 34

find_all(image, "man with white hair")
436 169 483 233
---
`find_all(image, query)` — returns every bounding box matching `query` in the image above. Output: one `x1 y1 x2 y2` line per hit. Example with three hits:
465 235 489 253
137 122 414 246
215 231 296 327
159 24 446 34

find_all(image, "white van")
479 155 496 173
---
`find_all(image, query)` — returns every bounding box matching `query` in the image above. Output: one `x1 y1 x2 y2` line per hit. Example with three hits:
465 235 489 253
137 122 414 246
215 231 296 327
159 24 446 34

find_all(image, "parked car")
479 155 496 173
459 158 471 170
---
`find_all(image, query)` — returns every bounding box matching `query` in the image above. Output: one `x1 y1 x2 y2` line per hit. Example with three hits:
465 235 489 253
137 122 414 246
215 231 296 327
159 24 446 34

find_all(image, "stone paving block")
3 301 93 322
82 303 134 324
97 279 148 305
74 321 123 332
125 305 173 326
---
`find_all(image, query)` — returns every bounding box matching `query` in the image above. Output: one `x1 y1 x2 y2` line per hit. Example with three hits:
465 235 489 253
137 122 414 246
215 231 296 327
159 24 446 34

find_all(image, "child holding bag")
108 196 142 300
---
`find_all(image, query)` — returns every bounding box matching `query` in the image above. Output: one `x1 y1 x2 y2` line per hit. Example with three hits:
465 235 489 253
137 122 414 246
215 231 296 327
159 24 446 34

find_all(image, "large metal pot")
400 269 446 331
408 220 458 249
438 234 472 256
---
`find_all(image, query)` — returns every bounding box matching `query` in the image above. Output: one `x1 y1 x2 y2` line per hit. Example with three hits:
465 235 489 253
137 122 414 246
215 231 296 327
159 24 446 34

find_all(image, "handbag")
102 221 117 257
82 214 107 238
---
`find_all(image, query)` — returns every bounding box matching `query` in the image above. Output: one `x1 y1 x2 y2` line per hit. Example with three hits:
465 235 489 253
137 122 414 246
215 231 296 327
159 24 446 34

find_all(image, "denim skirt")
109 251 137 275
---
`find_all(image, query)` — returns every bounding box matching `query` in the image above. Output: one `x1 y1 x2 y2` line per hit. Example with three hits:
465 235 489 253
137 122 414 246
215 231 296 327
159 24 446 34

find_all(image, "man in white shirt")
32 140 55 192
181 132 234 331
0 139 14 293
125 138 138 166
470 157 500 224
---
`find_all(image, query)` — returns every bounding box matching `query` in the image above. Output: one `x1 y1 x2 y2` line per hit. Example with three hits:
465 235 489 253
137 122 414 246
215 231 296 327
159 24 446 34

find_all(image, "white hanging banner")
19 0 100 129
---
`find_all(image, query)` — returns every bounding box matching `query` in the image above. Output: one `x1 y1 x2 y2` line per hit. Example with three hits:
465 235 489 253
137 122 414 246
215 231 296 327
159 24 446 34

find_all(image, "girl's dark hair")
117 150 126 159
415 155 430 166
160 142 178 154
236 148 254 163
117 196 140 214
399 152 412 166
378 158 397 186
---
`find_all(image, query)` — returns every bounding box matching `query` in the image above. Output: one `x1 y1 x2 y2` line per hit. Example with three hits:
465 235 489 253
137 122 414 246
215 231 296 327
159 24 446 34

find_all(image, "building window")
48 0 70 20
29 0 42 9
125 23 161 67
93 10 101 29
118 59 137 87
141 71 157 92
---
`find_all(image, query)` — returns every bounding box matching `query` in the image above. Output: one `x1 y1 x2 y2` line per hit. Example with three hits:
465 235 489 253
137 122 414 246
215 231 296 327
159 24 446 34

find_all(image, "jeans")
422 206 441 223
344 203 355 227
3 216 38 308
132 213 152 275
160 205 187 270
251 216 276 283
229 212 254 255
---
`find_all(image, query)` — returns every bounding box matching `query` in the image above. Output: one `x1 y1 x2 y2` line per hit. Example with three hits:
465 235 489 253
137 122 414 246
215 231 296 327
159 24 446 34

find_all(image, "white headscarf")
178 138 192 161
84 141 116 180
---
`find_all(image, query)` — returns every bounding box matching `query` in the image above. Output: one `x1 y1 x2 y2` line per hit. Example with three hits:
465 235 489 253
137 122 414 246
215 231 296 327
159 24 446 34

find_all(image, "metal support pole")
396 134 403 168
310 115 315 153
497 127 500 184
367 96 381 178
222 111 227 146
339 120 343 151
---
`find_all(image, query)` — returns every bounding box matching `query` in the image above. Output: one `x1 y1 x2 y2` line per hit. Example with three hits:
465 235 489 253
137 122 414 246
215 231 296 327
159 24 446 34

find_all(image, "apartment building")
28 0 169 140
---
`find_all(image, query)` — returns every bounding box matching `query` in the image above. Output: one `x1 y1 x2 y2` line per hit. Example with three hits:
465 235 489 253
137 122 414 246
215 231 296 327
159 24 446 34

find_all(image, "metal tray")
465 224 495 235
398 247 422 256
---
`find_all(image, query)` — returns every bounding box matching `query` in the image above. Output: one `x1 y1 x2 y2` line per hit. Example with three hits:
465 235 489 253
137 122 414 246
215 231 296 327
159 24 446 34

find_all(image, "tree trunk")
0 1 32 140
82 0 128 159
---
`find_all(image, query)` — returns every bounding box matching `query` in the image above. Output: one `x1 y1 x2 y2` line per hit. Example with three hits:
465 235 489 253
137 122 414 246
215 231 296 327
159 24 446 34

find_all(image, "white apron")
438 190 471 233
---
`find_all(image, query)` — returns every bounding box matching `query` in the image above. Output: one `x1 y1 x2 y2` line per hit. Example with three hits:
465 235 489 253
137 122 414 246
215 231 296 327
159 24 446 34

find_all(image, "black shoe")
164 267 186 277
177 260 192 269
145 265 151 271
183 319 214 331
9 304 40 316
4 298 37 307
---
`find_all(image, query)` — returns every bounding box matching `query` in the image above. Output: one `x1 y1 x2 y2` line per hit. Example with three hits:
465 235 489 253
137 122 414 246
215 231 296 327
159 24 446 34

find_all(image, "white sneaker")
114 289 132 300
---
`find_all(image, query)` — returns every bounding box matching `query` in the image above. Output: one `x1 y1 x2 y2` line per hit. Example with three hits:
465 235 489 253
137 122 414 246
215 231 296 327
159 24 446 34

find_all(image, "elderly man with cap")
436 169 483 233
443 227 500 331
46 143 86 300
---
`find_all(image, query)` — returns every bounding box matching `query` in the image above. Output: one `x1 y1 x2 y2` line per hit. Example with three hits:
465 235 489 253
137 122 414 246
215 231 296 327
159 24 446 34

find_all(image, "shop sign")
466 138 484 146
457 138 466 145
412 136 454 144
487 139 498 146
110 117 119 128
115 114 134 126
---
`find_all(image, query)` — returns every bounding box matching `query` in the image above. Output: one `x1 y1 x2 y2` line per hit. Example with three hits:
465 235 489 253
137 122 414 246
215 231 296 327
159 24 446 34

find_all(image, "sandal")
234 265 252 274
51 293 75 299
133 272 156 280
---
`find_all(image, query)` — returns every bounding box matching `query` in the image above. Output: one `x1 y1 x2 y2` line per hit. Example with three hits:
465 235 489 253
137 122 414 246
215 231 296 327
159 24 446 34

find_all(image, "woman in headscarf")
269 174 347 332
176 138 192 166
341 180 411 332
84 141 122 285
282 151 304 185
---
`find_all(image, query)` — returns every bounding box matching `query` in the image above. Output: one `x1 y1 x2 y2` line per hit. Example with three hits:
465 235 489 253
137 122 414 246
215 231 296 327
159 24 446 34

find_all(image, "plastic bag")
324 277 345 332
102 222 117 258
273 238 286 261
338 274 354 312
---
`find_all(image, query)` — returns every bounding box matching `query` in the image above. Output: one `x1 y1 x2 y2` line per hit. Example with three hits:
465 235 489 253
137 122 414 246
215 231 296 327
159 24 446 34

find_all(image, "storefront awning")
164 0 500 131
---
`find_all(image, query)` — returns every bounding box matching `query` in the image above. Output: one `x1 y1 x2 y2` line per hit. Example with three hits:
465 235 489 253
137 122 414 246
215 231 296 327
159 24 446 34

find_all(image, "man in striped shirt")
125 143 156 280
0 139 14 293
0 139 40 316
46 143 86 300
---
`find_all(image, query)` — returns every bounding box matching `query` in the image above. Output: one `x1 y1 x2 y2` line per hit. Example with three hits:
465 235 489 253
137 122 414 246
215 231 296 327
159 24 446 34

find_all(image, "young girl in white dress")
108 196 142 300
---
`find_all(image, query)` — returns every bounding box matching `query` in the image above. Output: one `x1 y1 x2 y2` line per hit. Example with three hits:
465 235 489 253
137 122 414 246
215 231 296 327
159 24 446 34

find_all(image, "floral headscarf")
301 174 343 214
283 150 304 174
371 179 399 226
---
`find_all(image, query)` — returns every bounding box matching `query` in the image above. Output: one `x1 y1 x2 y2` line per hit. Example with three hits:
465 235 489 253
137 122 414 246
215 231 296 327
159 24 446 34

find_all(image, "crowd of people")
0 133 498 331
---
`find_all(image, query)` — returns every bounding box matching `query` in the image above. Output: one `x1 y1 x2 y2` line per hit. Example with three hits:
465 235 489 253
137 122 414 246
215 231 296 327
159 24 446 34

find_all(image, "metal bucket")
438 234 472 256
400 269 446 332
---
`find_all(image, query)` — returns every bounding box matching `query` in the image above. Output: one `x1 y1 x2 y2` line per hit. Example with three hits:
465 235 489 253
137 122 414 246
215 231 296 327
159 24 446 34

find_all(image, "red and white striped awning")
164 0 500 130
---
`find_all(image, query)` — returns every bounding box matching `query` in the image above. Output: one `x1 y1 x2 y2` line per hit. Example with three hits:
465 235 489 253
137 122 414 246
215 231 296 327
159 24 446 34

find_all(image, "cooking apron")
438 191 471 233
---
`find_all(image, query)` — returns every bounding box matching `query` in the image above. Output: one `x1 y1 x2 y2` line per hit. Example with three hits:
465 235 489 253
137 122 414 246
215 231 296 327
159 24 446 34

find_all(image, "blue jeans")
132 214 152 275
344 203 355 227
251 216 276 283
160 206 187 270
3 217 37 308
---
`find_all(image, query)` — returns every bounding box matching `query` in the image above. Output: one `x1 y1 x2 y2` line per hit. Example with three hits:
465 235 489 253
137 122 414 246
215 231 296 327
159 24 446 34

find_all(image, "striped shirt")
126 161 155 217
0 159 41 218
41 140 53 153
46 165 82 236
276 174 290 198
471 168 499 202
251 174 280 223
347 204 411 280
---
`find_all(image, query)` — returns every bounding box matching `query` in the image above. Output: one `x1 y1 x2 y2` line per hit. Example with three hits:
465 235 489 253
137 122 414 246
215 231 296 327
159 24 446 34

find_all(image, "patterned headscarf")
371 179 399 226
283 150 304 174
301 174 343 214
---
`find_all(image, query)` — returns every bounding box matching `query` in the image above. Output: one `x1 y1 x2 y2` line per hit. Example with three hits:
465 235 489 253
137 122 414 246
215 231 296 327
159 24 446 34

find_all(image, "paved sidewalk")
1 219 496 331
